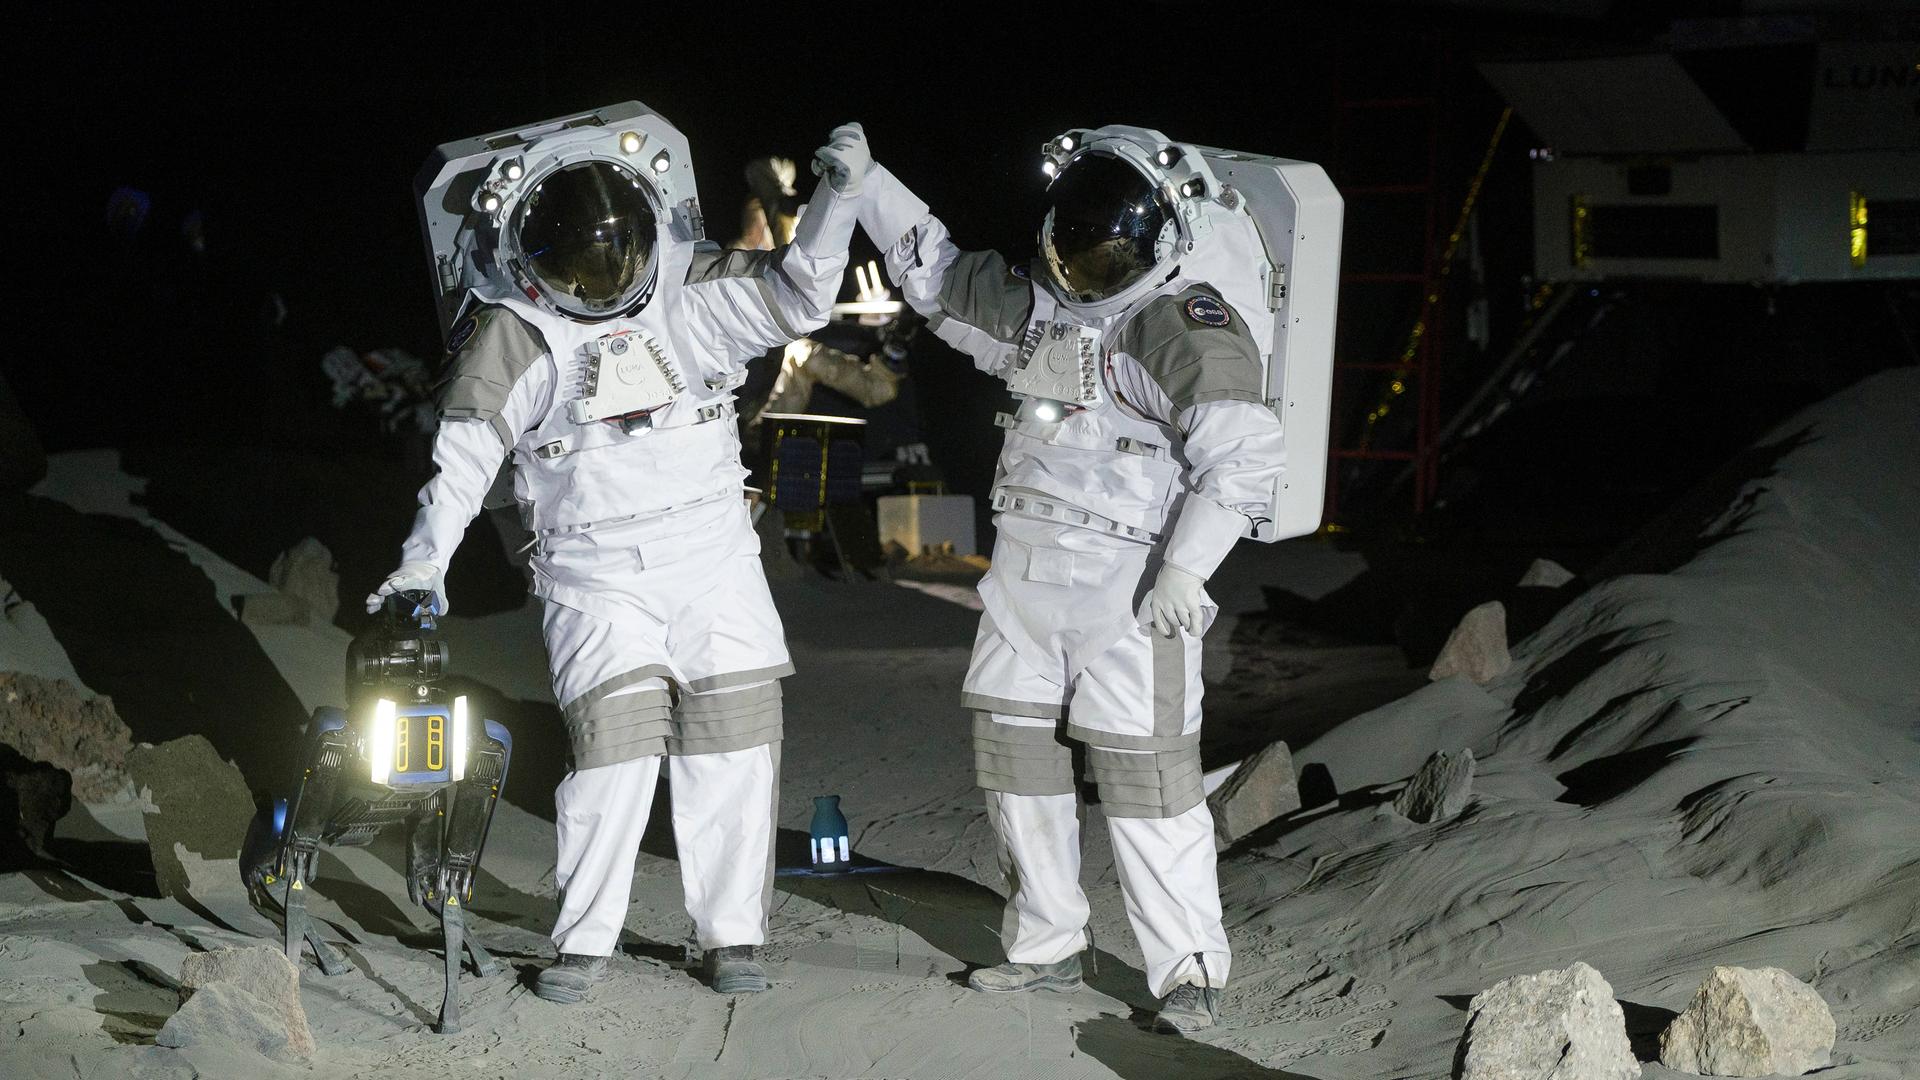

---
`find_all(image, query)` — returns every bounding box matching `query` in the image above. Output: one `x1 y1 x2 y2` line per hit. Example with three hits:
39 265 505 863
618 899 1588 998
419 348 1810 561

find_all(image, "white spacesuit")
857 126 1337 1033
373 104 876 999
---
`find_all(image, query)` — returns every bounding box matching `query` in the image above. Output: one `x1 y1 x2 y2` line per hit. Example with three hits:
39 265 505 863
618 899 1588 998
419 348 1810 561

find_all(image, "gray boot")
967 954 1084 994
1153 981 1222 1034
534 953 609 1004
703 945 769 994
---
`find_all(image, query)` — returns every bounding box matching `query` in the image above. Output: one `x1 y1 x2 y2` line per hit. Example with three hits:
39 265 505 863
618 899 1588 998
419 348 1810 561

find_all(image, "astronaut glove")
366 560 447 616
1147 563 1208 638
811 122 873 197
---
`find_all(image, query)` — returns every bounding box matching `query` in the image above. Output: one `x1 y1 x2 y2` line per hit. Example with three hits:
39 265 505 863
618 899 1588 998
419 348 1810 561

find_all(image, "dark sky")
21 4 1604 358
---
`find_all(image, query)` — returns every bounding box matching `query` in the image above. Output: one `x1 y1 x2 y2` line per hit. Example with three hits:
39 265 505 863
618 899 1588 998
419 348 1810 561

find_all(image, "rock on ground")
268 537 339 624
127 735 256 900
158 978 315 1062
1518 558 1576 588
0 671 133 800
1659 966 1834 1076
0 741 71 865
1460 961 1639 1080
238 590 312 627
1208 740 1298 848
1395 748 1476 823
1430 600 1512 684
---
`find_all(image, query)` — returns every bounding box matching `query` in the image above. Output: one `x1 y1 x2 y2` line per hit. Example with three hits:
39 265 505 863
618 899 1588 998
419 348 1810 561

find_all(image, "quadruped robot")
242 591 513 1034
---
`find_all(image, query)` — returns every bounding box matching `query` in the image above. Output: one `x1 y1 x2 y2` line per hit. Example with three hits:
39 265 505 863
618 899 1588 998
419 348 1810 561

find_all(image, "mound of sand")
1228 367 1919 1076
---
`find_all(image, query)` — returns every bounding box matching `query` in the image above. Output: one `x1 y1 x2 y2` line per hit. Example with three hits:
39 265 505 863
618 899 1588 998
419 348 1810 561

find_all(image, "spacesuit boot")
534 953 610 1004
703 945 768 993
967 954 1085 994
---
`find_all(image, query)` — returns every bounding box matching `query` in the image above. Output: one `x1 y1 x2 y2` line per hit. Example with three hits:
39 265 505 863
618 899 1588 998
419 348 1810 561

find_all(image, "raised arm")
681 125 871 364
368 307 554 614
857 165 1033 376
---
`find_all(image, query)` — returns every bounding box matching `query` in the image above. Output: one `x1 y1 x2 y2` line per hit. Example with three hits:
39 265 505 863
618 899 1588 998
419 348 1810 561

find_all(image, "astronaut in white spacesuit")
855 128 1298 1034
371 106 877 1002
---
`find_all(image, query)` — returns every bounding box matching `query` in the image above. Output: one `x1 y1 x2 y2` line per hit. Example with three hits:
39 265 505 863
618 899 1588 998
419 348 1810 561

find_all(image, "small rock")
1395 749 1476 823
269 538 339 624
1461 961 1639 1080
1430 601 1512 684
1518 558 1576 589
158 979 315 1061
1659 966 1834 1076
238 590 311 627
127 735 255 901
0 742 71 866
0 671 134 801
1207 741 1299 849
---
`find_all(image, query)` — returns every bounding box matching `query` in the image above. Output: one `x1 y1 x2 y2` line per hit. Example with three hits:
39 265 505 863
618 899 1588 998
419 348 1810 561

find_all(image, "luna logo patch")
1184 295 1231 327
447 314 480 355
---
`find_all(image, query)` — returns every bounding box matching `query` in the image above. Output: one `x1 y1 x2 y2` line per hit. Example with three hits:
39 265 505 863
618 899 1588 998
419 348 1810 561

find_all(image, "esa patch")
1184 295 1231 327
447 313 480 355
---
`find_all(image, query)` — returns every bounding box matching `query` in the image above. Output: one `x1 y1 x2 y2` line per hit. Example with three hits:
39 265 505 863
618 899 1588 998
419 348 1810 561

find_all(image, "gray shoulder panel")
685 246 778 285
683 246 801 339
1112 286 1265 413
936 251 1034 345
435 305 548 444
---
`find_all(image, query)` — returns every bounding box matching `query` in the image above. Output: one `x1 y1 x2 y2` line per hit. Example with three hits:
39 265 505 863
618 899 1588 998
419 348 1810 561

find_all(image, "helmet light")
619 131 643 154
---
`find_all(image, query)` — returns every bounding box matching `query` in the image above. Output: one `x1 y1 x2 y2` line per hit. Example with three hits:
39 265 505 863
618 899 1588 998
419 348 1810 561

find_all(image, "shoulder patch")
1009 262 1030 280
447 314 480 356
1184 295 1231 328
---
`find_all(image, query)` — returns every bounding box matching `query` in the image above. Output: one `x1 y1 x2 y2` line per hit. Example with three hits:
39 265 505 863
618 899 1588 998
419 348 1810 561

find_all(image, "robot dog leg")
243 591 514 1033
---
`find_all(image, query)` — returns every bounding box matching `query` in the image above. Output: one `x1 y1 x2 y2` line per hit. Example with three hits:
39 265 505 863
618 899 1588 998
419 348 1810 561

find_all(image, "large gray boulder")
1659 966 1834 1076
1395 748 1476 823
268 537 340 625
1460 961 1639 1080
1430 601 1512 684
158 945 314 1060
127 735 255 901
0 671 133 801
1207 741 1299 849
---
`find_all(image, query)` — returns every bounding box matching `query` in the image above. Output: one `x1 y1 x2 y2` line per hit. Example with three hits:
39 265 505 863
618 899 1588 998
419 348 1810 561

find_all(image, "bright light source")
651 150 672 173
1157 150 1171 166
369 698 397 784
1042 160 1057 178
1033 400 1063 422
481 193 501 213
619 131 642 154
504 160 523 181
1059 134 1075 151
451 695 469 781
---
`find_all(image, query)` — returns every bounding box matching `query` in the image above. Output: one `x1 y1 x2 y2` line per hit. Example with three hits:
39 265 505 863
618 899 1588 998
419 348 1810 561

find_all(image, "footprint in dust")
1838 1011 1911 1043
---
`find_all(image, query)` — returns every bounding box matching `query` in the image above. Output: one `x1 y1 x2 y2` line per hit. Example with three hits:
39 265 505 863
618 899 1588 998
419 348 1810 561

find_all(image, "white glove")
811 122 873 196
365 560 446 616
1147 563 1208 638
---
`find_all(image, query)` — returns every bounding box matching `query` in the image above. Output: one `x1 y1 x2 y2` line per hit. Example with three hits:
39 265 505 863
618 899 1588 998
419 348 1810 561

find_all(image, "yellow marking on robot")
427 713 444 771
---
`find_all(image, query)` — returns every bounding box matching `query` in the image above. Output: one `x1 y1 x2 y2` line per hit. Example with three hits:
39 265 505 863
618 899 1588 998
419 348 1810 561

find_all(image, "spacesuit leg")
668 683 779 950
1104 775 1231 996
1074 618 1229 996
550 682 668 957
983 768 1090 965
965 614 1088 965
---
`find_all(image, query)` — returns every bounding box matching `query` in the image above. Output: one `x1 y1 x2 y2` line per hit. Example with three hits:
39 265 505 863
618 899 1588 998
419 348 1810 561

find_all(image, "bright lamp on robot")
367 696 470 785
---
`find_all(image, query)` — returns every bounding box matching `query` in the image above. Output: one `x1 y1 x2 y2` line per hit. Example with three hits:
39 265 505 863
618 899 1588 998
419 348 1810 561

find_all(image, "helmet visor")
1040 152 1173 302
513 160 659 319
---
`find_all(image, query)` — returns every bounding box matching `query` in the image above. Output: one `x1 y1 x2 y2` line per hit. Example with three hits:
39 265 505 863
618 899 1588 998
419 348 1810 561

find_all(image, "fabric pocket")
1023 543 1076 586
